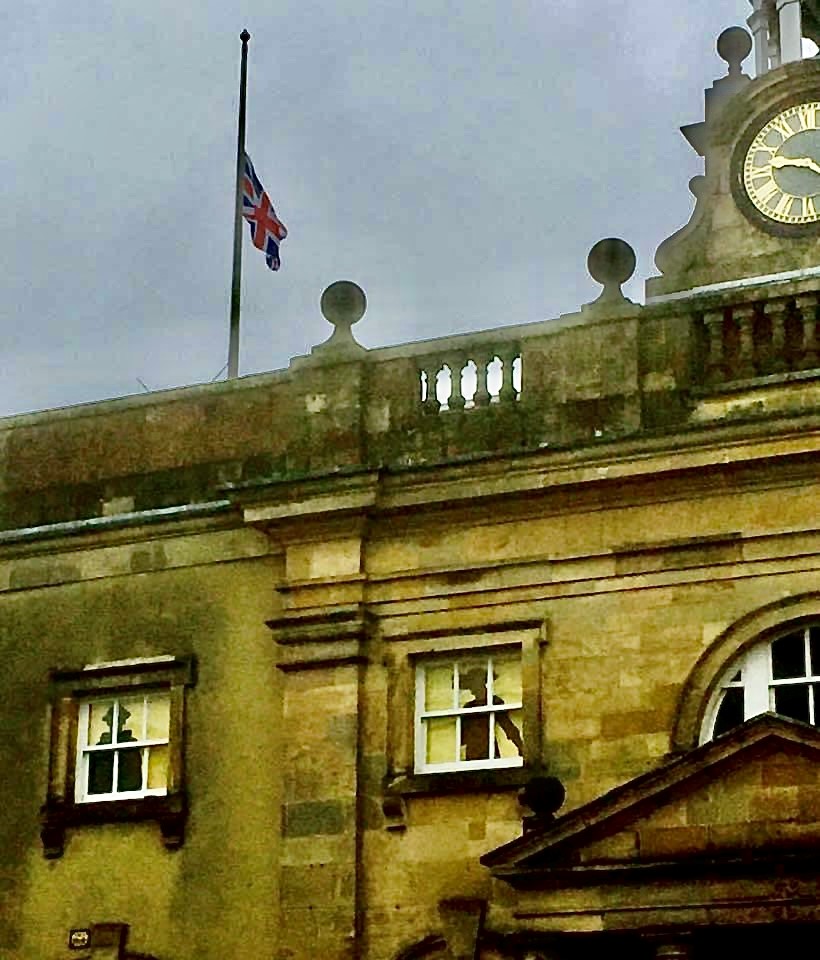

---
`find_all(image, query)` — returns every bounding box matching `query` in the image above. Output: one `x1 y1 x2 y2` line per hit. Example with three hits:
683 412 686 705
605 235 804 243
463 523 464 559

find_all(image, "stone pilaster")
270 605 371 960
243 471 379 960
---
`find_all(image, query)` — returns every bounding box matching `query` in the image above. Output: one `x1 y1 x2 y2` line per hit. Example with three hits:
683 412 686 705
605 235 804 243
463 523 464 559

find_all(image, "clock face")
742 101 820 227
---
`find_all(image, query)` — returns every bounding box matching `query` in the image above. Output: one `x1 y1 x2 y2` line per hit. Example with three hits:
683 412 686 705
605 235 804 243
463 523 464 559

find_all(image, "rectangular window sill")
79 788 168 804
385 766 532 797
40 791 187 858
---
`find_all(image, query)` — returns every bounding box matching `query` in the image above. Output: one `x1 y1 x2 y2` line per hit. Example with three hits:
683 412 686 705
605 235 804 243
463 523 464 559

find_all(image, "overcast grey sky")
3 1 755 417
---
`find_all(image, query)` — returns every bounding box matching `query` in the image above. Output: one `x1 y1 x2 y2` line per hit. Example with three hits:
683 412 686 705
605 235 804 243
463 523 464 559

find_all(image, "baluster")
486 356 503 402
512 354 522 400
764 299 788 373
796 293 820 369
497 347 518 403
473 354 491 407
703 311 726 384
420 363 441 413
437 364 454 411
461 360 478 409
734 305 756 379
446 356 465 411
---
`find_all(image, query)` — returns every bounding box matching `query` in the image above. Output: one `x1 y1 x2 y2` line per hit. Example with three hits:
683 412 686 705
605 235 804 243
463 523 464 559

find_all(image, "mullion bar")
83 737 167 752
112 700 120 793
453 662 460 762
487 655 495 760
453 662 460 710
419 702 522 718
140 695 149 791
769 676 820 684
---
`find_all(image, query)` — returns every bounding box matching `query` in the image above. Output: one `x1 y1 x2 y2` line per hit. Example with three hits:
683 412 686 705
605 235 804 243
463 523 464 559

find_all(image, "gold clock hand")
771 154 820 176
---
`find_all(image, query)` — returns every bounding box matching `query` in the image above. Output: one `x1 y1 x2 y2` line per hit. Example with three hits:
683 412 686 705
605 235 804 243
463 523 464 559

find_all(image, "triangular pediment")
482 714 820 887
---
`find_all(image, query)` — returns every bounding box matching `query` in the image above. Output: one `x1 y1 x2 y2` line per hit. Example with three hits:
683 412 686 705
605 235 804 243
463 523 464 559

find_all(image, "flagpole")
228 29 250 379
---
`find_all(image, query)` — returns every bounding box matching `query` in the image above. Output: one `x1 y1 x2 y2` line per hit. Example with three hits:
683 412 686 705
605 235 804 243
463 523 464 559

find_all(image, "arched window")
700 622 820 743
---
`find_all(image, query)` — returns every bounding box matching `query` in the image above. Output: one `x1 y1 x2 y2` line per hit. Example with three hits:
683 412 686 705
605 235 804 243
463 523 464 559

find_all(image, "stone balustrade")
1 271 819 534
700 290 820 385
417 345 521 413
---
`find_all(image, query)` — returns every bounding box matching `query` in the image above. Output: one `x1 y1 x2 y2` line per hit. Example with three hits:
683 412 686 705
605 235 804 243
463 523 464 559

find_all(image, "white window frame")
414 653 524 774
43 654 195 858
75 691 171 803
701 624 820 743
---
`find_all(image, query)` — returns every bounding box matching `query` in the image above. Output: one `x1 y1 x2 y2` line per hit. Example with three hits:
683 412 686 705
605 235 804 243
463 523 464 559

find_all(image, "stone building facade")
2 7 820 960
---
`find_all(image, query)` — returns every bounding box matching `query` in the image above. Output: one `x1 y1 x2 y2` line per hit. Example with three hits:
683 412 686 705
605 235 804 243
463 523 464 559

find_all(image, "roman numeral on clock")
796 104 817 131
770 116 795 140
774 192 794 218
755 179 779 205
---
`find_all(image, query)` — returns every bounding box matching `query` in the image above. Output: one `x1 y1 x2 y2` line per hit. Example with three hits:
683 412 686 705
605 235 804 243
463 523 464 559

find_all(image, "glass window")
77 692 172 802
701 623 820 742
415 651 524 773
42 655 195 858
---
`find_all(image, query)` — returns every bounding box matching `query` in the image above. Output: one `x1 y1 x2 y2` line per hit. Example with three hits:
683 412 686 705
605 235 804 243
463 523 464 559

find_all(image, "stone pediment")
482 713 820 888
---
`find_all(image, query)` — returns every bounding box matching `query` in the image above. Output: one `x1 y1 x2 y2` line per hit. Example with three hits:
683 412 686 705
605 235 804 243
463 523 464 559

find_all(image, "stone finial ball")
519 776 566 817
587 238 636 288
320 281 367 328
717 26 752 67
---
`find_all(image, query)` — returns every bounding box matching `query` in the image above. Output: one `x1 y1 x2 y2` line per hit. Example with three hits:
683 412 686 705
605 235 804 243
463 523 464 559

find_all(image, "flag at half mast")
241 153 287 270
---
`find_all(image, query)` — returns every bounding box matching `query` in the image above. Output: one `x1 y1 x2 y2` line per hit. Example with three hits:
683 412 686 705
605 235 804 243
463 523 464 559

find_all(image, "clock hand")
771 154 820 176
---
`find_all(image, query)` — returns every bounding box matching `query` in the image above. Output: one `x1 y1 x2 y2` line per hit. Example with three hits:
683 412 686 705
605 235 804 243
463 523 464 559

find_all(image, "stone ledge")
385 767 532 797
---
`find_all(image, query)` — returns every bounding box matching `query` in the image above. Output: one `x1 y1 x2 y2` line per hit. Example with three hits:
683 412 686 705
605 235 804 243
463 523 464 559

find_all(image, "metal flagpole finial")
240 29 250 43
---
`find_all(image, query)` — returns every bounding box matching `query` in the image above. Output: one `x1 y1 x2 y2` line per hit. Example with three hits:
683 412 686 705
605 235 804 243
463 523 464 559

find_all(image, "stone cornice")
268 604 373 671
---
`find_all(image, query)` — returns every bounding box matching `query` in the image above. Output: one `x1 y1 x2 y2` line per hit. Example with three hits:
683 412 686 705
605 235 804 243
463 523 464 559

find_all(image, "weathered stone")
282 800 348 838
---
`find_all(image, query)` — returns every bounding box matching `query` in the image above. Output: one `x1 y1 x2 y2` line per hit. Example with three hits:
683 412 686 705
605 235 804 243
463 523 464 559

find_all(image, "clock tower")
646 4 820 300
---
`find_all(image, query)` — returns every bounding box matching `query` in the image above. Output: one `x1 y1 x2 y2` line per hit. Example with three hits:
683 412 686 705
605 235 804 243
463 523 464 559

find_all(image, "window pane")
88 700 115 746
458 663 489 708
494 657 522 703
773 684 810 723
118 698 144 743
495 708 523 758
87 752 114 795
426 717 457 764
147 745 169 790
712 687 745 737
810 627 820 677
146 694 171 740
424 664 454 711
117 747 143 792
771 632 806 679
460 712 491 761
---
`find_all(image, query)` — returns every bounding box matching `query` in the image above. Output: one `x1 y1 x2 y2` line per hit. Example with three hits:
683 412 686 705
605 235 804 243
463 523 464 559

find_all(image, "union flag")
241 153 287 270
